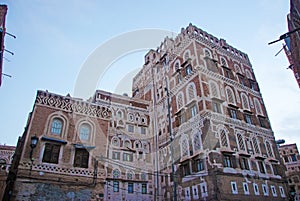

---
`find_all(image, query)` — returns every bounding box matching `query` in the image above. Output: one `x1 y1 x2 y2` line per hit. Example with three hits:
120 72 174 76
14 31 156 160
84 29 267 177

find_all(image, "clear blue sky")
1 0 299 147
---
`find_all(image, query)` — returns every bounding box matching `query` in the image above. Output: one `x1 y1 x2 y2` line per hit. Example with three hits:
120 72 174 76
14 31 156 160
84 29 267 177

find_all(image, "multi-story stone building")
3 23 289 201
284 0 300 88
279 143 300 201
0 144 15 199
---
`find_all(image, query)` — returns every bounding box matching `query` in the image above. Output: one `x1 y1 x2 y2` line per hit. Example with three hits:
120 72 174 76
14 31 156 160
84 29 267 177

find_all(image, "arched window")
184 50 191 60
234 64 242 74
124 140 132 149
113 169 120 178
245 69 253 79
204 49 212 58
241 93 250 110
111 136 120 147
226 86 236 105
180 135 189 157
193 131 202 152
209 81 220 98
187 83 196 102
174 60 180 72
134 140 141 149
51 118 63 135
116 110 123 119
127 171 134 180
176 92 184 110
254 98 263 115
79 123 91 141
220 57 228 67
236 133 246 151
218 126 229 148
266 141 274 158
252 137 261 155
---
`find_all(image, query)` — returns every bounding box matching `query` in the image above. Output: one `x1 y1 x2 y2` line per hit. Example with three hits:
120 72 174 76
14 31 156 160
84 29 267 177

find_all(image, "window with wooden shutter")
42 143 60 164
74 148 89 168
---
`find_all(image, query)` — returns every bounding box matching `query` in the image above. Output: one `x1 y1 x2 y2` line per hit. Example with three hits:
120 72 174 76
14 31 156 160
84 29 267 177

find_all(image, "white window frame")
243 182 250 195
271 185 277 197
253 183 260 195
231 181 238 194
192 185 199 200
200 182 208 197
279 186 286 198
262 184 269 196
185 187 191 200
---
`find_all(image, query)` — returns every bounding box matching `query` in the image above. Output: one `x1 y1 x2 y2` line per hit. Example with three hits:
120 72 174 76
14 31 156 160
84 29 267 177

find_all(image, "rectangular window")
291 154 297 162
279 186 286 198
244 114 252 124
123 153 133 162
229 108 237 119
200 182 208 197
142 183 147 194
258 116 267 128
182 163 190 176
258 161 265 174
262 184 269 196
42 143 60 164
112 151 120 160
185 187 191 200
113 181 119 192
140 127 146 135
224 155 233 168
196 159 205 172
190 104 197 118
243 182 250 195
127 125 134 133
74 148 89 168
186 65 193 75
178 112 186 125
177 73 182 83
231 182 238 194
271 185 277 197
253 183 260 195
212 102 221 113
128 183 133 194
240 157 250 170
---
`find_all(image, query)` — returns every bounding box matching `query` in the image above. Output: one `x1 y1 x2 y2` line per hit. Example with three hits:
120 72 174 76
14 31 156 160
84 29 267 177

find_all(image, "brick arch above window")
173 59 181 73
186 82 196 102
45 112 68 138
75 119 95 144
209 80 220 98
217 125 230 148
176 92 185 110
245 69 253 79
254 98 263 115
220 56 228 67
180 134 190 158
225 86 236 105
204 48 212 58
241 93 250 111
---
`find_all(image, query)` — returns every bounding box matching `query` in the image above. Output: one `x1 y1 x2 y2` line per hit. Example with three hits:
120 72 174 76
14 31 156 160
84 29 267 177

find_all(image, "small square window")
127 125 134 133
